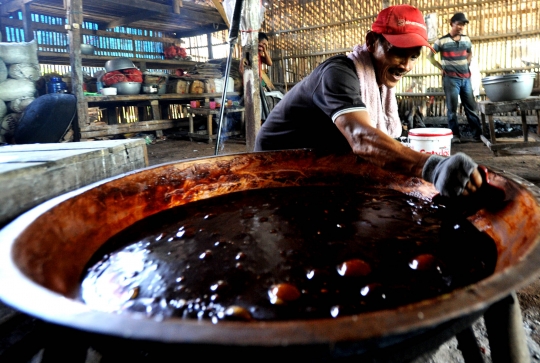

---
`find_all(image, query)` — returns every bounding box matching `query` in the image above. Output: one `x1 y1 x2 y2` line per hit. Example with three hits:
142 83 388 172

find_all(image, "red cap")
372 5 435 53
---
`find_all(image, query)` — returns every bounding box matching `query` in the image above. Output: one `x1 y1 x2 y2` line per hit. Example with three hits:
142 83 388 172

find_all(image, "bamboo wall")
262 0 540 103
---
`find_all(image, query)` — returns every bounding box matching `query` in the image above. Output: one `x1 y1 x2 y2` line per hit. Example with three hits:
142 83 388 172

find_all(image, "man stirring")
254 5 483 198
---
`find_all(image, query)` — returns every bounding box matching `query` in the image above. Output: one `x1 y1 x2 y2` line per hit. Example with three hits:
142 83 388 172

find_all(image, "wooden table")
478 96 540 155
188 106 245 143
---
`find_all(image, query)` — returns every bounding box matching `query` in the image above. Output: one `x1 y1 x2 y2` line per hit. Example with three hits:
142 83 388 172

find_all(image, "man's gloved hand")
422 153 479 197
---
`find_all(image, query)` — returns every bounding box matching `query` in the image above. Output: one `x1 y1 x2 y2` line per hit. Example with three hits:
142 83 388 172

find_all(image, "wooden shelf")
85 92 239 103
80 92 241 139
38 51 200 70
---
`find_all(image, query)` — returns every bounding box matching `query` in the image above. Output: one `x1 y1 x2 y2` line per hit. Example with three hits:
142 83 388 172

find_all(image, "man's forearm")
428 55 442 70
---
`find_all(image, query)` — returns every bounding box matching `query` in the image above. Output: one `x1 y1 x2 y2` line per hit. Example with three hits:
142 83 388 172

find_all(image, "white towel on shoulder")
347 44 402 138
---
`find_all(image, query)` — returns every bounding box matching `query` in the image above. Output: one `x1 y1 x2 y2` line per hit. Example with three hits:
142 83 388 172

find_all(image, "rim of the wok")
1 152 540 346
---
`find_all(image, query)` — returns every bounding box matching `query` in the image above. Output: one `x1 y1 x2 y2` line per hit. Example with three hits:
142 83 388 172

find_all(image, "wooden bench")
188 106 245 143
478 97 540 155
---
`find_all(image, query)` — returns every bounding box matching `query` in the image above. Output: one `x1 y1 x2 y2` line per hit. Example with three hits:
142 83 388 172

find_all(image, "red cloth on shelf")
102 71 126 86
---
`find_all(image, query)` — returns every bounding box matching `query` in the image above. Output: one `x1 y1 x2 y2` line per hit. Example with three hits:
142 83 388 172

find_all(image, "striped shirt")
433 34 472 79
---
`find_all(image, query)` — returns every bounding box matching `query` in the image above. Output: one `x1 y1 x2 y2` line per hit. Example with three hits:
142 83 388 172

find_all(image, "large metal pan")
1 150 540 359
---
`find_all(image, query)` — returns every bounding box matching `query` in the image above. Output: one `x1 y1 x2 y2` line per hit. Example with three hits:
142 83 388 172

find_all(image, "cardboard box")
189 80 205 94
167 79 190 94
205 79 216 93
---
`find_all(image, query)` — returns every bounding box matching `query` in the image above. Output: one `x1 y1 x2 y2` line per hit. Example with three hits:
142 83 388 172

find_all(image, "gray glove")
422 153 478 197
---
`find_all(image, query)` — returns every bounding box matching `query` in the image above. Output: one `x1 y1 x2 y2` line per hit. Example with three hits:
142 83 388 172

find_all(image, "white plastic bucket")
407 128 453 156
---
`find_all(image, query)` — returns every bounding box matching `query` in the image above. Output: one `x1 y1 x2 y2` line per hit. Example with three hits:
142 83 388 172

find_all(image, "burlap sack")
9 97 34 113
0 79 36 102
0 40 38 65
8 63 40 82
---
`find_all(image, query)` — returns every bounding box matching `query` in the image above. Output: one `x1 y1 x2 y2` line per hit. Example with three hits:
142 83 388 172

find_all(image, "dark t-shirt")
254 55 366 154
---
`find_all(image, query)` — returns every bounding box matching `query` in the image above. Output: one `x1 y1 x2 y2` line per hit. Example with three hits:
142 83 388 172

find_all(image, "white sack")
0 39 38 65
215 77 234 93
9 96 34 113
469 56 481 97
8 63 40 81
0 59 7 82
0 79 35 102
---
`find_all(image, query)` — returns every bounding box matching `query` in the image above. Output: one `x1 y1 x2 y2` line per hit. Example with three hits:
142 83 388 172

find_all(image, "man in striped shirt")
428 12 483 143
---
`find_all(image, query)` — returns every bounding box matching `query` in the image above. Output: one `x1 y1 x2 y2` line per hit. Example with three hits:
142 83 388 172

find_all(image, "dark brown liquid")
80 186 497 322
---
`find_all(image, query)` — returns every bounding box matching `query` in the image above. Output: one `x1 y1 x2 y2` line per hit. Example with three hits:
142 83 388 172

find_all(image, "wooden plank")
173 0 182 14
85 92 240 103
478 97 540 115
21 2 33 42
487 140 540 152
0 0 34 16
97 0 224 24
210 0 229 28
107 12 160 29
0 139 148 227
79 119 191 138
66 0 88 135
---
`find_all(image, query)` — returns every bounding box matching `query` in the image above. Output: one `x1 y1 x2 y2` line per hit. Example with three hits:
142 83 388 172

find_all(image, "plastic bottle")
47 77 68 94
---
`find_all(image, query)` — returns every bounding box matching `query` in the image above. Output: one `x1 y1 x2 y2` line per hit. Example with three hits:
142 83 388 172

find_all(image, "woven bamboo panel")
263 0 540 102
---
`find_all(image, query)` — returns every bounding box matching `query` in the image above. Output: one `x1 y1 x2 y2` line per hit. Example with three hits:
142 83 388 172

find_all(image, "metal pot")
0 151 539 359
104 57 137 73
481 72 536 102
111 81 141 95
142 72 168 94
80 44 95 55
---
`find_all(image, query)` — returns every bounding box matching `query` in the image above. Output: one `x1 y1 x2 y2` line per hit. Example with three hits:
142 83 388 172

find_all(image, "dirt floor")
145 132 540 363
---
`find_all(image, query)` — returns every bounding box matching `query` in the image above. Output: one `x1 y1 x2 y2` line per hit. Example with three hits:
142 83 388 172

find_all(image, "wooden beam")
175 24 228 38
0 0 34 16
20 2 34 42
173 0 182 14
80 119 189 139
2 18 188 42
210 0 230 28
242 0 261 152
207 33 213 59
97 0 222 23
107 11 160 29
66 0 88 136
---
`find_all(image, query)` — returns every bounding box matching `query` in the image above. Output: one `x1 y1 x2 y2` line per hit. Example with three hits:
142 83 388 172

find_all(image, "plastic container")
101 87 117 96
481 73 536 102
407 128 453 156
47 77 68 94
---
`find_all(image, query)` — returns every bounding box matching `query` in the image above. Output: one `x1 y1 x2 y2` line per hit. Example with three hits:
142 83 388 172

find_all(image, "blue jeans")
443 76 483 138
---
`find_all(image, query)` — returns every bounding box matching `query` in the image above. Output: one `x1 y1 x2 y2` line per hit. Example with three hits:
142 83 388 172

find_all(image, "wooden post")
210 0 230 28
173 0 182 14
21 3 34 42
207 33 214 60
0 14 6 42
66 0 88 138
281 49 287 92
243 27 261 151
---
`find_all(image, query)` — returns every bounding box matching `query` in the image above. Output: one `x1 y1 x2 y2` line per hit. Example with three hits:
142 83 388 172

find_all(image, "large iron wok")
1 150 540 360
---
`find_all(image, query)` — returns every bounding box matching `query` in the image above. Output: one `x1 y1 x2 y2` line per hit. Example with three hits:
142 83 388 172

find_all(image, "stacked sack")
0 40 40 144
